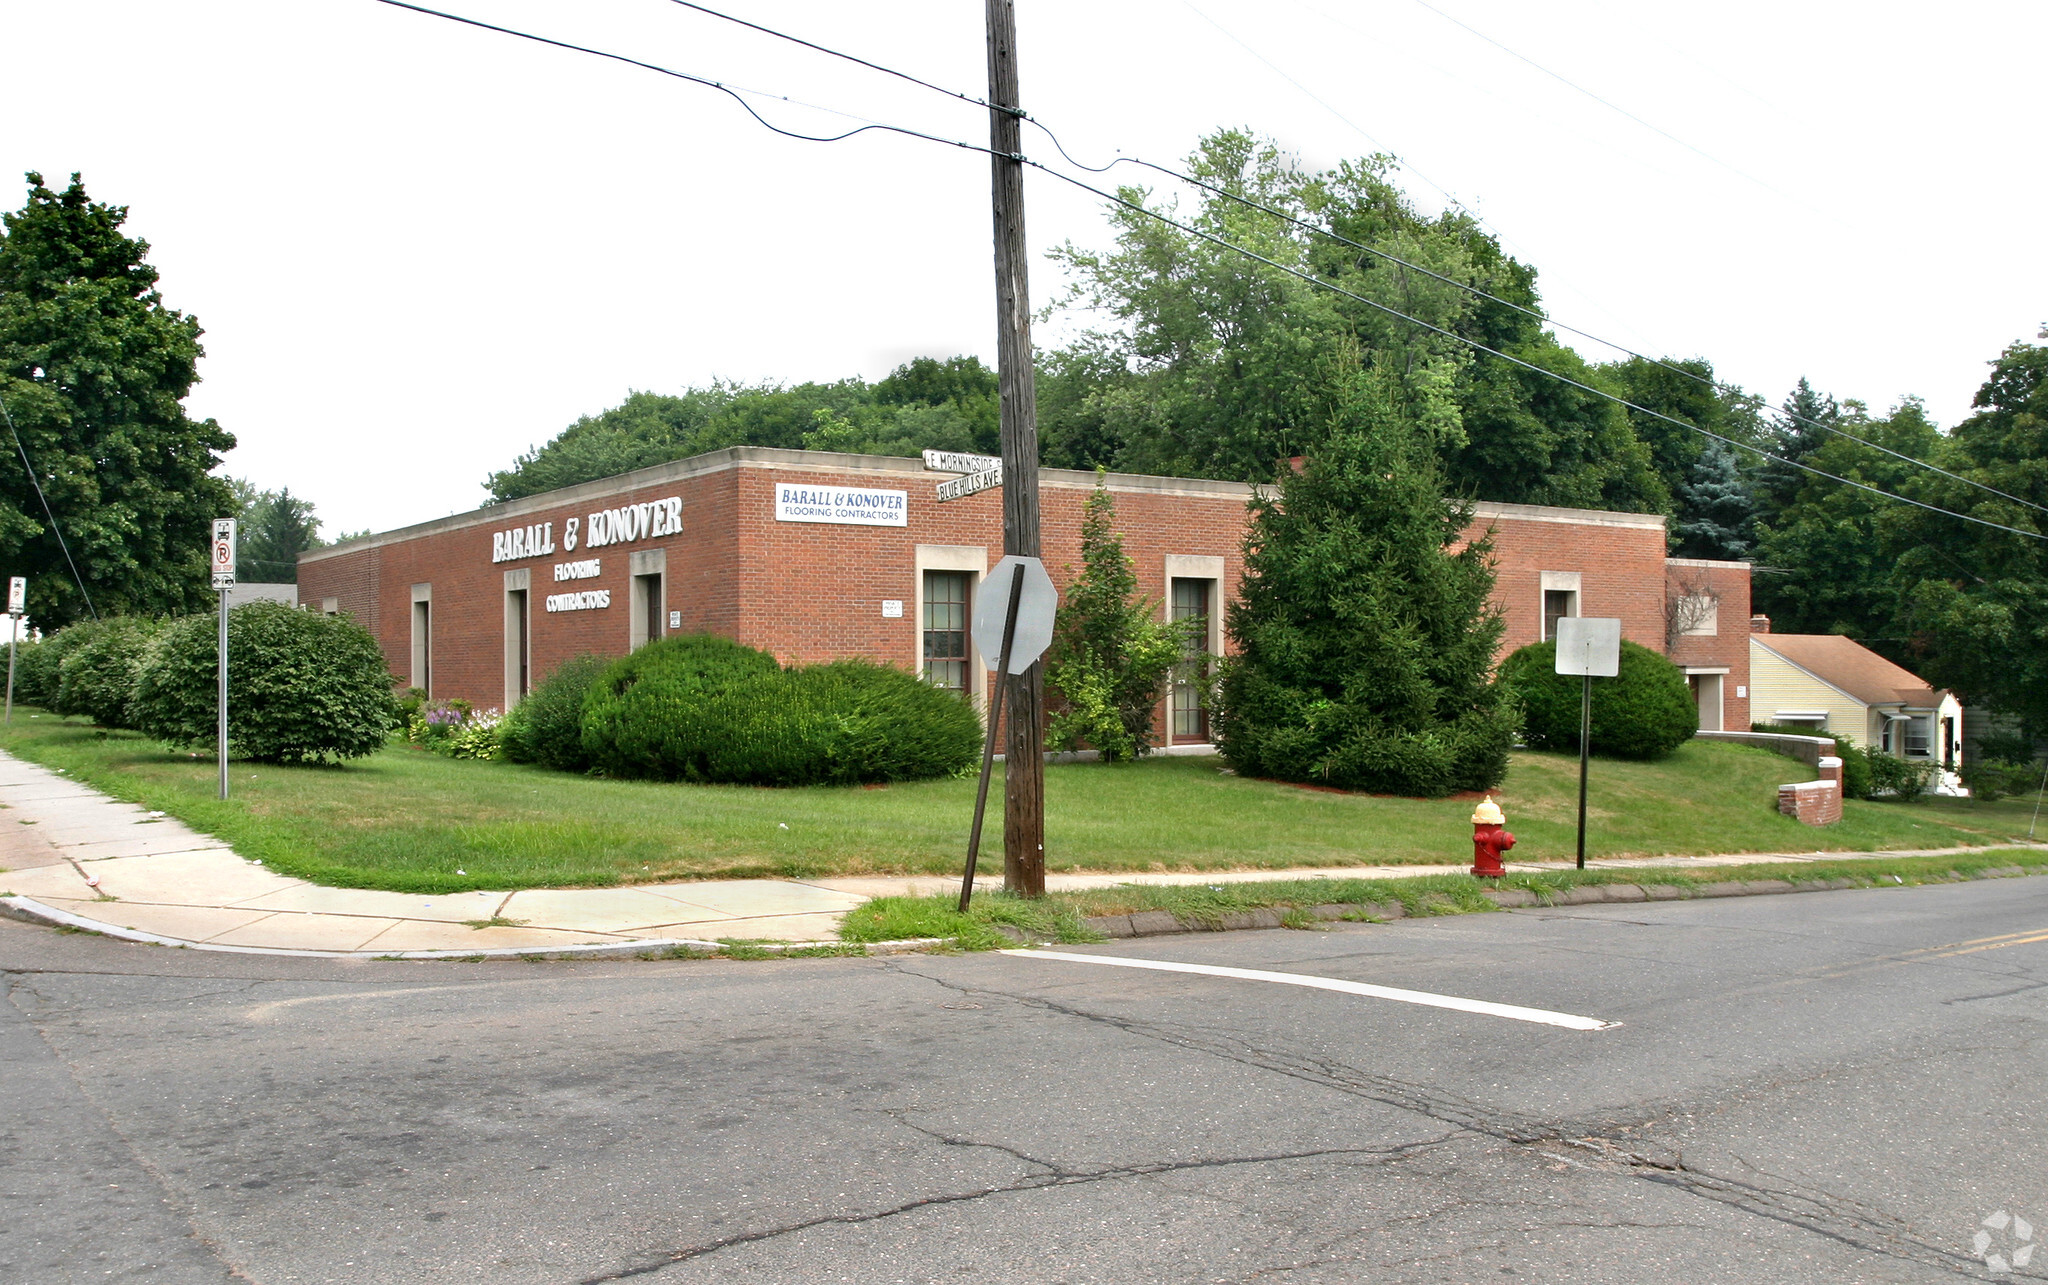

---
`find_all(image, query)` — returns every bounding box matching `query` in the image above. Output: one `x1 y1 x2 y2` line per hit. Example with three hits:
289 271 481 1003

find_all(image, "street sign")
935 463 1002 502
6 576 22 616
922 449 1001 474
210 518 238 590
1552 616 1621 870
971 556 1056 674
1553 617 1621 676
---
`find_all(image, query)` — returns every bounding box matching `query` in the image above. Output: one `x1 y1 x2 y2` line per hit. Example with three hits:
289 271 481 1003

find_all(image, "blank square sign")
1553 617 1622 676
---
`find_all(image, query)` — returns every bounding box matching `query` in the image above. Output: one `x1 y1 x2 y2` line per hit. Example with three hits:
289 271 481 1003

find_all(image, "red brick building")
298 446 1751 744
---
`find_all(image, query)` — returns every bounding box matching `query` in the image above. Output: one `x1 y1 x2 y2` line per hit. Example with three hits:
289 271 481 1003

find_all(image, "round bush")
54 616 163 729
581 636 979 785
1500 639 1698 760
501 654 608 772
132 601 399 763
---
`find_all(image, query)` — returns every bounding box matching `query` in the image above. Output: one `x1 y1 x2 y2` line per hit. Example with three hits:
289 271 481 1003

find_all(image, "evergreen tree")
1215 368 1517 795
1044 478 1194 761
1672 441 1756 560
231 483 322 584
1752 377 1838 524
0 173 235 629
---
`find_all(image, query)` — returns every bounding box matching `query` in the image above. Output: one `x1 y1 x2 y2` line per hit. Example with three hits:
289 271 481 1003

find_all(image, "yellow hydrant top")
1470 796 1504 826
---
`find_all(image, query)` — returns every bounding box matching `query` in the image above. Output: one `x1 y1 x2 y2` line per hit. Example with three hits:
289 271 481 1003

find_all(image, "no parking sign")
211 518 237 590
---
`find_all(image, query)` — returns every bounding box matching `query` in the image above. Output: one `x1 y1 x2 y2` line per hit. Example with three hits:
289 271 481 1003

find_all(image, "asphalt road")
4 878 2044 1284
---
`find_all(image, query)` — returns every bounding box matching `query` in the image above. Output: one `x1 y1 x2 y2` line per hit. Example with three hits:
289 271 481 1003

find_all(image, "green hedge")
501 654 608 772
581 636 979 785
132 601 399 764
11 636 66 708
1501 639 1698 760
54 616 164 729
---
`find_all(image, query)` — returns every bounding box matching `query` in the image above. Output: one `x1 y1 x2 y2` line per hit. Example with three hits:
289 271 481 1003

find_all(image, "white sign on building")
773 484 907 527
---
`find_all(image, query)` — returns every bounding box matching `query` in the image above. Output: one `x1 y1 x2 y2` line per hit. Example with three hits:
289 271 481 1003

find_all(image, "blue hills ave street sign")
925 449 1004 503
935 462 1003 502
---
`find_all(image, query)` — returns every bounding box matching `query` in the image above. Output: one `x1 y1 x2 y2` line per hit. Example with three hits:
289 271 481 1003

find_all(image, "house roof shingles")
1751 633 1943 708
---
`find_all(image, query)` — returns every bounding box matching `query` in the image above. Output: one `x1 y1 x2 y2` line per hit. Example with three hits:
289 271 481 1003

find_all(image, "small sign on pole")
922 449 1001 475
213 519 236 801
4 575 22 725
1554 617 1622 869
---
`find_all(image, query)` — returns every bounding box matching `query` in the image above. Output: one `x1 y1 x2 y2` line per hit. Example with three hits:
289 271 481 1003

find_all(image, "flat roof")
303 446 1668 564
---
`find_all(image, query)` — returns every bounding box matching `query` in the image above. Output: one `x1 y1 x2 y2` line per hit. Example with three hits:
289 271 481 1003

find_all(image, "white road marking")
1002 950 1618 1031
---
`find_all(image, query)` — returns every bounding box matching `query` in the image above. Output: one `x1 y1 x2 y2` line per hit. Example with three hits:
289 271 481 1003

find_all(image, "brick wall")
1777 757 1844 825
300 449 1751 738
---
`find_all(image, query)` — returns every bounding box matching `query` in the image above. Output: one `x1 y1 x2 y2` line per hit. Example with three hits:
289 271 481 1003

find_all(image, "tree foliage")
1044 479 1197 761
1214 368 1517 796
0 173 236 630
485 359 999 502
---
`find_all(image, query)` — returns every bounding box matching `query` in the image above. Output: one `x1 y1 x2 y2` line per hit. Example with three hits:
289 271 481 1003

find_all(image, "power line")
664 0 1016 117
369 0 994 154
650 0 2041 517
0 387 99 620
369 0 2044 544
1398 0 1795 204
1016 164 2048 543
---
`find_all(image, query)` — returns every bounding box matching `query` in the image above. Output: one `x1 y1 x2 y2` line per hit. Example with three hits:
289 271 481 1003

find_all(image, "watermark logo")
1974 1211 2034 1273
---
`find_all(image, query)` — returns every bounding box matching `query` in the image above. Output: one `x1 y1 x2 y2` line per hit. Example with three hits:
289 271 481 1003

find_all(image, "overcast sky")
6 0 2043 537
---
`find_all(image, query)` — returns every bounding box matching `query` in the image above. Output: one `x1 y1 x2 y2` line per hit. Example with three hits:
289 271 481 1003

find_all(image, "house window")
1543 589 1578 642
1169 577 1212 742
922 570 970 695
1903 715 1932 759
1776 712 1828 731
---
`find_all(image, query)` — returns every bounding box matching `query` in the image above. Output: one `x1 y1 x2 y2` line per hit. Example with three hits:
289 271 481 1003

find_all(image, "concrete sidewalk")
0 749 2037 957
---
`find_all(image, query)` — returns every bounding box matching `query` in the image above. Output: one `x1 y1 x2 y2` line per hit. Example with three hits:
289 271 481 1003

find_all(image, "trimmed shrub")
54 616 164 729
1864 748 1936 801
582 636 979 786
1502 639 1698 760
11 636 65 708
132 601 399 763
1960 757 2039 802
500 655 607 772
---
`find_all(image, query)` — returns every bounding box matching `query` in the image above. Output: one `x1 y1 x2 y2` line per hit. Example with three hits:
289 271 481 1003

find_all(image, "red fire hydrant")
1470 796 1516 878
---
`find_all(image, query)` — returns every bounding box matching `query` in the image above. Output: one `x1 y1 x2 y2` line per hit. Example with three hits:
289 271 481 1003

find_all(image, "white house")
1748 627 1963 783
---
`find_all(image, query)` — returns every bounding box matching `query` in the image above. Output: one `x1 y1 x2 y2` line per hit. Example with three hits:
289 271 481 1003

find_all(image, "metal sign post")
4 576 23 725
1553 618 1622 869
957 555 1058 910
211 518 237 801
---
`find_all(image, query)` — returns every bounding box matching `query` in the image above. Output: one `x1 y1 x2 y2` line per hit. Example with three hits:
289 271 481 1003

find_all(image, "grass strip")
840 848 2048 949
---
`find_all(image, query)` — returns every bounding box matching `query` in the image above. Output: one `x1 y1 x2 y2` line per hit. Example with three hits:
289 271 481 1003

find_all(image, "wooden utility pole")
985 0 1045 897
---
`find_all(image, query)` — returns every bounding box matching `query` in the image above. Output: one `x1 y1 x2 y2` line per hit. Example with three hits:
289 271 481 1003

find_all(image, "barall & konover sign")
491 495 683 563
774 485 907 527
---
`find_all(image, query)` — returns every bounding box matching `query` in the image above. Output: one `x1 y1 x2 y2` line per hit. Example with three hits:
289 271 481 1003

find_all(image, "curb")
0 895 947 961
1079 864 2040 939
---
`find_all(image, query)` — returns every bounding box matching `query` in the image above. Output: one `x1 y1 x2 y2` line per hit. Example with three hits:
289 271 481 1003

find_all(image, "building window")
1776 712 1828 731
1904 715 1932 758
410 595 432 696
1170 577 1212 742
922 570 970 695
1543 589 1578 642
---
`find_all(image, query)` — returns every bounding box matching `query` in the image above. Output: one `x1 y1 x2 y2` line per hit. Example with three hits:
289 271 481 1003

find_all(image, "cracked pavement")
2 877 2044 1282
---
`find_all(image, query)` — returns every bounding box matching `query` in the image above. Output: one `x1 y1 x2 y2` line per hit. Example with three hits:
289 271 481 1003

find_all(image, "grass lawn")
0 711 2039 894
841 850 2048 950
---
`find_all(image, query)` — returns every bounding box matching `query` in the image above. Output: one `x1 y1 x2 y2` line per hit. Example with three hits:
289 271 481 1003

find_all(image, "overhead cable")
368 0 2042 543
652 0 2041 516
